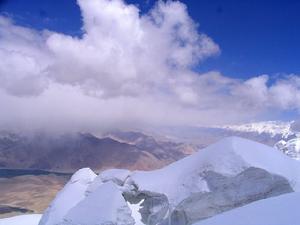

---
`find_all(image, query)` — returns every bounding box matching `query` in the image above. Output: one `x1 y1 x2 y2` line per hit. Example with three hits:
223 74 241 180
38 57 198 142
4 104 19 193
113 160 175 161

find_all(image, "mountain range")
216 121 300 160
0 131 195 172
1 120 299 174
155 120 300 160
1 120 300 222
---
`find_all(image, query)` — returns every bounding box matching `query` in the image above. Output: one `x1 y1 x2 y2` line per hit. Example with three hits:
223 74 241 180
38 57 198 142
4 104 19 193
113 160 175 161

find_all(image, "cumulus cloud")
0 0 299 133
269 75 300 110
0 17 50 96
46 0 220 98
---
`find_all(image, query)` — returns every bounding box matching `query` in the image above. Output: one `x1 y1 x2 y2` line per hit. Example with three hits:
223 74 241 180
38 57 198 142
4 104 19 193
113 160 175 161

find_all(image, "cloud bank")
1 0 299 133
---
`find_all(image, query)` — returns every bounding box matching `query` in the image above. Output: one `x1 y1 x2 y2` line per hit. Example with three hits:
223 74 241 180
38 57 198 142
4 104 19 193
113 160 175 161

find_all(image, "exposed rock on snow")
129 136 300 207
100 169 131 185
275 134 300 160
38 137 300 225
194 192 300 225
169 167 293 224
124 190 169 225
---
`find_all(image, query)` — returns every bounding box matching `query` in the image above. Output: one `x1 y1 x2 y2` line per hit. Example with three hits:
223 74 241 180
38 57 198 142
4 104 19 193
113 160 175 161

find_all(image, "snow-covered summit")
69 167 97 183
61 181 134 225
38 168 96 225
37 136 300 225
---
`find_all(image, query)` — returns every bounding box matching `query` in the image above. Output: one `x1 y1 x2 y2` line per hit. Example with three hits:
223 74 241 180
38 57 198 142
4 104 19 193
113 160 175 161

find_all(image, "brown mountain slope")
0 132 195 172
0 174 67 218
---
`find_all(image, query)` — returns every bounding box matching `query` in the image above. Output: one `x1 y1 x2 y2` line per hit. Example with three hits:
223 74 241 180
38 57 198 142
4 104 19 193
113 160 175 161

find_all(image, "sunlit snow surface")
61 181 134 225
130 136 300 205
38 168 97 225
0 214 41 225
127 199 144 225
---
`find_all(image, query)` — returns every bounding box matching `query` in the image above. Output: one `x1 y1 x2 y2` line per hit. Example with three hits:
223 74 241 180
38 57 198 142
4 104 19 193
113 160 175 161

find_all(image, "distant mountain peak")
211 121 300 160
216 121 295 138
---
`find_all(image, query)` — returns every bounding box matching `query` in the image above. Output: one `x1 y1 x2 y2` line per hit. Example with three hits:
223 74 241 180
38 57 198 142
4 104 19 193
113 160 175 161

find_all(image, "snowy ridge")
130 136 300 205
38 168 97 225
35 136 300 225
1 137 298 225
61 181 134 225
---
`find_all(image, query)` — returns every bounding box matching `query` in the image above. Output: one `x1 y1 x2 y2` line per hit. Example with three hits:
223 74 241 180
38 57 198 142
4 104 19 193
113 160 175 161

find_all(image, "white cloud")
0 0 299 133
0 17 50 96
269 75 300 110
46 0 220 98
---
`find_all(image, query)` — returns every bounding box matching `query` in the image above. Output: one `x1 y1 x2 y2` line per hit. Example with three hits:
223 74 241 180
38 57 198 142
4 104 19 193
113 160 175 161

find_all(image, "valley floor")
0 174 67 218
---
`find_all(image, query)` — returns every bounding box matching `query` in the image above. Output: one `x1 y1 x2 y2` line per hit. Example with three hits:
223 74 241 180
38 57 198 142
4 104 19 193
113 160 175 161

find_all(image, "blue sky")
1 0 300 79
0 0 299 130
